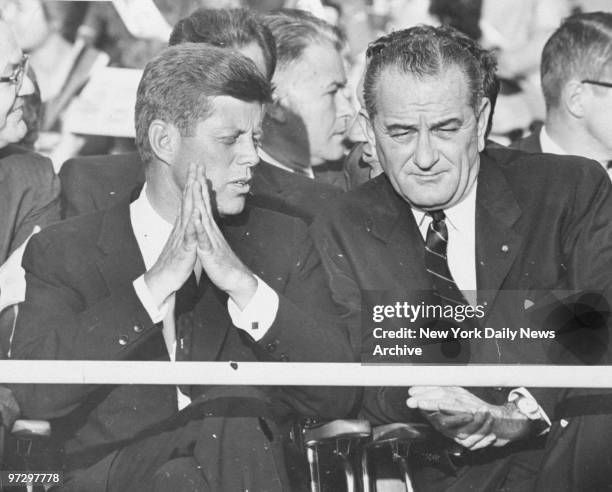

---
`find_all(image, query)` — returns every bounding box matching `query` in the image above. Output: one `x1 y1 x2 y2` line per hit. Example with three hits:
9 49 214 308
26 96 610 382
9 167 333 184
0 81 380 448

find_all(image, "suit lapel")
475 154 524 318
95 200 168 360
365 177 431 291
96 200 146 288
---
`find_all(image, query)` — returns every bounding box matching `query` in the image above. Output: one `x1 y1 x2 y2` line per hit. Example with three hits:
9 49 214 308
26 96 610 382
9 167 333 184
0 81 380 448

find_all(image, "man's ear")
361 109 377 153
148 120 180 165
562 80 586 118
265 91 288 124
476 97 491 152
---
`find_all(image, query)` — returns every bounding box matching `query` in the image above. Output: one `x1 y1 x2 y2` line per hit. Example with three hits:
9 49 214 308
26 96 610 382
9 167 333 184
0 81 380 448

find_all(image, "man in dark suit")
60 8 342 222
512 11 612 181
11 44 354 491
0 19 59 434
311 25 612 490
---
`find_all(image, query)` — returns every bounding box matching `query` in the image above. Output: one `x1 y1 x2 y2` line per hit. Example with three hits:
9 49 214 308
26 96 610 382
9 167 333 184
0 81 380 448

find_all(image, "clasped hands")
144 163 257 310
406 386 531 451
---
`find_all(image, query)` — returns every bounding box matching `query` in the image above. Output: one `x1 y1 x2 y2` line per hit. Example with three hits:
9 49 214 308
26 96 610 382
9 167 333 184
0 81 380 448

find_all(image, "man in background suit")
311 25 612 490
513 11 612 180
11 44 354 491
0 19 59 433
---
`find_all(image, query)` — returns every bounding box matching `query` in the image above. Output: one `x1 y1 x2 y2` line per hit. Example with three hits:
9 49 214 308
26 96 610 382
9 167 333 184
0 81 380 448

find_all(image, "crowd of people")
0 1 612 491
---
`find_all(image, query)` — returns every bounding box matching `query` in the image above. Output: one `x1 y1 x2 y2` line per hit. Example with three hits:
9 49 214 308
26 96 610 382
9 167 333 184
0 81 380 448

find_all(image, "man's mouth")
230 178 251 191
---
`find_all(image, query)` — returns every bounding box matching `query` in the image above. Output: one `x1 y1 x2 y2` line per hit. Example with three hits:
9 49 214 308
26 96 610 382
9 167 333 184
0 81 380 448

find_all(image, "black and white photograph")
0 0 611 490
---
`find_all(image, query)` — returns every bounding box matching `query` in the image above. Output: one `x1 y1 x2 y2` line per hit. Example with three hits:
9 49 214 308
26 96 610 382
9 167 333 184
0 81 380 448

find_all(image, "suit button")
280 354 289 362
133 325 143 333
118 335 129 346
266 342 277 353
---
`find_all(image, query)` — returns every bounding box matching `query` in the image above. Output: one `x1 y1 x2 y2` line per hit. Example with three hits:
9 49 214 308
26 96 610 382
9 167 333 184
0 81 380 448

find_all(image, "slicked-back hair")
541 11 612 111
363 25 498 124
169 8 276 80
135 43 272 165
260 8 345 71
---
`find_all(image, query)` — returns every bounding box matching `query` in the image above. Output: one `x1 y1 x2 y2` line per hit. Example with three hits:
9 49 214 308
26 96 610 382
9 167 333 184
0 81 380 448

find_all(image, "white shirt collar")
258 147 315 179
539 125 568 156
411 179 478 236
130 183 173 270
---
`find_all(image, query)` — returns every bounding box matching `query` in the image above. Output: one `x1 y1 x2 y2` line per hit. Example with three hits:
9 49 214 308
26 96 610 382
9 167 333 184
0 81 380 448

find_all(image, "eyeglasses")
581 79 612 89
0 55 29 90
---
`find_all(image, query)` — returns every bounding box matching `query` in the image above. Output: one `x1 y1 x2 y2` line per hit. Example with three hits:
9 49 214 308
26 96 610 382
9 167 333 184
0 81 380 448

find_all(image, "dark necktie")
425 210 466 305
423 211 472 362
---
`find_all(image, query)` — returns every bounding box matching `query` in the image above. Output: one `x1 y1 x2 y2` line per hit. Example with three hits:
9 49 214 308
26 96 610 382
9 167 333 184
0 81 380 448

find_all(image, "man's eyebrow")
430 117 462 129
325 80 347 91
385 123 418 133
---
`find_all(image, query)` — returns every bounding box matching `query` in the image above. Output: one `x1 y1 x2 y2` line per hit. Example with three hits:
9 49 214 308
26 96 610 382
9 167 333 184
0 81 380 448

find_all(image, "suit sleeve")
251 219 359 419
7 153 60 256
9 233 162 419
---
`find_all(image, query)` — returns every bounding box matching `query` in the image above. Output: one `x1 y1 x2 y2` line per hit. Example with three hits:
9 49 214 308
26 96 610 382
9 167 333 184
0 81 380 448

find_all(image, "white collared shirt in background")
258 147 316 179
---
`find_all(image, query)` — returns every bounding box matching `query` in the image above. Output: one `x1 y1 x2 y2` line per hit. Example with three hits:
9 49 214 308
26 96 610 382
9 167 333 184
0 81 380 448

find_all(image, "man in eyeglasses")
513 11 612 178
0 18 59 442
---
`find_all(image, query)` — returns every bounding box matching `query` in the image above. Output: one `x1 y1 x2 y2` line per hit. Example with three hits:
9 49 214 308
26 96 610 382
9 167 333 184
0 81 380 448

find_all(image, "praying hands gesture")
144 164 257 310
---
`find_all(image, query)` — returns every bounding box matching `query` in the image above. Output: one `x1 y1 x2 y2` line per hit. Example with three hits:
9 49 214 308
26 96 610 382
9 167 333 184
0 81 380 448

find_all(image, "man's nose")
240 139 260 167
413 131 438 169
18 74 35 97
337 87 354 120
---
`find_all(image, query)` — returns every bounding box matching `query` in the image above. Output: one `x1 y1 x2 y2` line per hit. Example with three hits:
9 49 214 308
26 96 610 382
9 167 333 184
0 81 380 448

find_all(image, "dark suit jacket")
10 198 355 473
0 145 60 356
0 144 60 263
311 147 612 489
511 124 542 153
59 153 342 222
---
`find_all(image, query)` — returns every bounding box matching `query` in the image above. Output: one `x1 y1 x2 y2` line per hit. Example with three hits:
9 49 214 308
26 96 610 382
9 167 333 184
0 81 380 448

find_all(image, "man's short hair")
169 8 276 80
135 43 271 165
541 11 612 111
260 9 345 72
363 25 498 122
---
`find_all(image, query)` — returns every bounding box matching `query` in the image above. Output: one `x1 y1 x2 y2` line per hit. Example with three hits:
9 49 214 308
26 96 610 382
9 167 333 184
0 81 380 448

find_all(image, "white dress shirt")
411 179 550 428
258 147 315 179
411 181 478 306
130 184 280 409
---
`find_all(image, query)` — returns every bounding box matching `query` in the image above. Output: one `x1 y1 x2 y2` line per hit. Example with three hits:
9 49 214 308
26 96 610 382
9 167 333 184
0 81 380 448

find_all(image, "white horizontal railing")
0 361 611 387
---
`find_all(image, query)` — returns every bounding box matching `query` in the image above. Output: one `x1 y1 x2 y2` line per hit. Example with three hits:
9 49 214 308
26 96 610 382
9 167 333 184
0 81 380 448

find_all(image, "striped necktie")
425 210 467 306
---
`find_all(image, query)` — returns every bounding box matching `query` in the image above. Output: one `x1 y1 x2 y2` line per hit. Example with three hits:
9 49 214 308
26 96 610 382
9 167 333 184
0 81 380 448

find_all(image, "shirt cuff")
133 274 168 324
509 387 551 433
227 275 279 341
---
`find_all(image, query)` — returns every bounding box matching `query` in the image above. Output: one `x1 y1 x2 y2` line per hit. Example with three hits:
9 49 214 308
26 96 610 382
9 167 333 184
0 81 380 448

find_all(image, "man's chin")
0 119 27 146
217 197 246 217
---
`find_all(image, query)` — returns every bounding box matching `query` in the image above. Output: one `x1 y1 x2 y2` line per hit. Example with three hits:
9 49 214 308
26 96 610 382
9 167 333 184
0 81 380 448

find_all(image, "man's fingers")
197 165 215 223
430 411 474 429
467 433 497 451
181 164 197 228
455 408 493 439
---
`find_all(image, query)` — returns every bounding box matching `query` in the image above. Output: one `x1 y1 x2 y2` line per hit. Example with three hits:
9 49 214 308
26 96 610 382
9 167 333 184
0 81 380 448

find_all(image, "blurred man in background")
513 11 612 179
256 8 352 217
0 17 59 442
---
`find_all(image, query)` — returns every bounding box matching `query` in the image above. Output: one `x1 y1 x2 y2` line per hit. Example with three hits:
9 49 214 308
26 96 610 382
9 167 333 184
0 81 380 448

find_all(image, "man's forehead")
283 42 346 87
374 65 472 118
201 95 263 130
